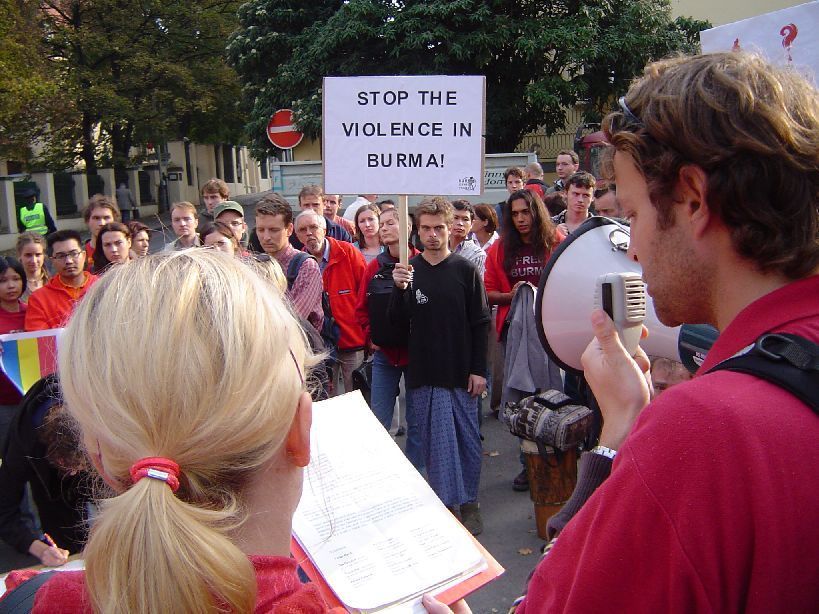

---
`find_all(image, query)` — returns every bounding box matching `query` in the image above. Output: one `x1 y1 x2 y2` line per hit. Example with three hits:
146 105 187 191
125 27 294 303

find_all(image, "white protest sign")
700 1 819 83
323 75 486 196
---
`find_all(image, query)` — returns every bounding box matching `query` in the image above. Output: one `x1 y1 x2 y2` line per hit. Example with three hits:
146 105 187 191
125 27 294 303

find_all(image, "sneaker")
395 426 406 437
460 502 483 536
512 468 529 492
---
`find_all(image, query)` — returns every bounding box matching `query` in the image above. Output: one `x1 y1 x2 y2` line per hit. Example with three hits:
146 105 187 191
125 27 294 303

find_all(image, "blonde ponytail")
85 481 254 613
59 251 315 613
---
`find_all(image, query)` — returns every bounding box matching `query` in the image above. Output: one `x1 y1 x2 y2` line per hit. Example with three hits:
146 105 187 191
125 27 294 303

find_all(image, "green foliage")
228 0 711 156
0 0 65 165
8 0 246 172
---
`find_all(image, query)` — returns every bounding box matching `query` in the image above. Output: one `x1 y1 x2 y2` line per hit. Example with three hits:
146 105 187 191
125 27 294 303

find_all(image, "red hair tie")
129 457 181 492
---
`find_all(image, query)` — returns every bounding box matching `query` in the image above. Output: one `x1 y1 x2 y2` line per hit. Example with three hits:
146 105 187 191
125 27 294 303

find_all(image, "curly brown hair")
604 52 819 279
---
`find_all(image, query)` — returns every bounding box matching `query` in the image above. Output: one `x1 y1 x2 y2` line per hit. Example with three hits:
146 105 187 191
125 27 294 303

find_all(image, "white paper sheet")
293 392 485 612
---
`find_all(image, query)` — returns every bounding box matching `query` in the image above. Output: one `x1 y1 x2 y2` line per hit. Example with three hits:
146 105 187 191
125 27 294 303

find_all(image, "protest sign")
700 1 819 82
323 75 486 196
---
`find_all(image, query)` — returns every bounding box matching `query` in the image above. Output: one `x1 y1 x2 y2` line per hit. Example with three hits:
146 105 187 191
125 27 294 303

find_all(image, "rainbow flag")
0 329 62 394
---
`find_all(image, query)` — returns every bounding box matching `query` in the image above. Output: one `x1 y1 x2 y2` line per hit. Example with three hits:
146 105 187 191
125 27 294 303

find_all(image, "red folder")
291 534 504 611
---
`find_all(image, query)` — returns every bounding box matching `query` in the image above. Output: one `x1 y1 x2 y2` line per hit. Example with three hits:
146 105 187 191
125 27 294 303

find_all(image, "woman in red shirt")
484 189 564 340
484 189 564 491
0 256 28 434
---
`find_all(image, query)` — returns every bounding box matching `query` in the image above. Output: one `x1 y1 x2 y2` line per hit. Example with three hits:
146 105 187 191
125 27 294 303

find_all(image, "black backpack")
706 333 818 412
285 252 340 356
366 252 409 348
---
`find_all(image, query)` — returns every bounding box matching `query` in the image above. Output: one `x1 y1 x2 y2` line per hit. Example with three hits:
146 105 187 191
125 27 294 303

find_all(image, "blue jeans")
371 350 423 470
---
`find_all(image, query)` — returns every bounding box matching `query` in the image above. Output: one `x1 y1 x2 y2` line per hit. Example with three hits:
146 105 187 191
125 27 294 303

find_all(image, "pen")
42 533 58 549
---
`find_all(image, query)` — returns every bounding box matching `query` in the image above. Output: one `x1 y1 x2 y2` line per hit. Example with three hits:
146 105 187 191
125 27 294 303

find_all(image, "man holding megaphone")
425 52 819 614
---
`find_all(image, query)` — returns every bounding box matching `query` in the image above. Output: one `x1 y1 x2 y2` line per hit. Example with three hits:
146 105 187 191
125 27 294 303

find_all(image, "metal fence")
53 172 77 215
87 174 105 197
138 170 153 203
516 107 585 161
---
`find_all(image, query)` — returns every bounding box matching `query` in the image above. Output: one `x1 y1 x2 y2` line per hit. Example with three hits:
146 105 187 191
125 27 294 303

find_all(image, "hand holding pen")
29 533 69 567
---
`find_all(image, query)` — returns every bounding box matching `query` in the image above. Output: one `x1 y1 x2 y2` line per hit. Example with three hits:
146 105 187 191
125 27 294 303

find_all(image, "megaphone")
535 217 718 374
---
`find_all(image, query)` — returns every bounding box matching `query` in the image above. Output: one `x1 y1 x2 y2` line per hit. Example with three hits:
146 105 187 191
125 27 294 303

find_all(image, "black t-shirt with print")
389 253 490 390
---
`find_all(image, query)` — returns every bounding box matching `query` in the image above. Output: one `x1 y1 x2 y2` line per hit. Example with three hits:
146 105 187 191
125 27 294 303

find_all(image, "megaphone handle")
597 275 643 356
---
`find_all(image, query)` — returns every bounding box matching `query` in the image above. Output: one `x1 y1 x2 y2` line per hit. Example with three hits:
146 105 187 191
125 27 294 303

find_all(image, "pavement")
1 191 550 611
443 409 546 612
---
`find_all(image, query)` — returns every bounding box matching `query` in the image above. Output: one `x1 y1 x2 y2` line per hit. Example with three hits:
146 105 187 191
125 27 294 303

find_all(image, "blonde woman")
15 232 50 301
5 251 332 612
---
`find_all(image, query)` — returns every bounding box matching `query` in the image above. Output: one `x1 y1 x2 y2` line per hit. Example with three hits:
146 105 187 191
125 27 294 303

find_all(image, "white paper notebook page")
293 392 484 611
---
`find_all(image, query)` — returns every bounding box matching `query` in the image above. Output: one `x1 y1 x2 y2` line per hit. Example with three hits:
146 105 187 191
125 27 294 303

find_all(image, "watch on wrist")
590 445 617 460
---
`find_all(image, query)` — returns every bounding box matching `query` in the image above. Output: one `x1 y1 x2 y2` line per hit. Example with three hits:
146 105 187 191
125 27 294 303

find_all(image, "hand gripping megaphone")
535 217 717 374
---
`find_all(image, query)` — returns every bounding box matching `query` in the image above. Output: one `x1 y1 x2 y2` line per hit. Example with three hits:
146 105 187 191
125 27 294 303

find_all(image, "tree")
9 1 246 173
228 0 709 156
0 0 66 165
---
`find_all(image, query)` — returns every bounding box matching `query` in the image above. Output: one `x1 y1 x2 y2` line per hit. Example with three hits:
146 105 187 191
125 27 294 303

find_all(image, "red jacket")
355 246 419 367
483 234 563 340
321 238 367 351
25 272 98 331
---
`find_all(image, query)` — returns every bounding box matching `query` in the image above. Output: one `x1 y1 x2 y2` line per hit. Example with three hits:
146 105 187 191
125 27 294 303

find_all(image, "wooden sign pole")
398 195 409 266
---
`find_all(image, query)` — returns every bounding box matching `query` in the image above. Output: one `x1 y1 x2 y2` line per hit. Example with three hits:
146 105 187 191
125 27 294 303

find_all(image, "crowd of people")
0 51 816 613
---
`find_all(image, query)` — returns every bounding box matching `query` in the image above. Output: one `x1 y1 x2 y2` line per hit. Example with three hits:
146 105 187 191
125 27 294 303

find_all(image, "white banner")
700 1 819 83
323 75 486 196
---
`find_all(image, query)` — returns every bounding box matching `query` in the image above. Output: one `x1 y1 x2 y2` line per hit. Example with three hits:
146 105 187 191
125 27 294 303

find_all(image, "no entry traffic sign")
267 109 304 149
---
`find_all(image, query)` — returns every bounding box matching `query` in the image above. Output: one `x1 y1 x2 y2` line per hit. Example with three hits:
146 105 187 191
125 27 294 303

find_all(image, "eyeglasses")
52 250 83 262
617 96 644 128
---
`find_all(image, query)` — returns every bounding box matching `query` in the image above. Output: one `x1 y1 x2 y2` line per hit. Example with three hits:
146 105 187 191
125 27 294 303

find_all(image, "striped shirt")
275 244 324 331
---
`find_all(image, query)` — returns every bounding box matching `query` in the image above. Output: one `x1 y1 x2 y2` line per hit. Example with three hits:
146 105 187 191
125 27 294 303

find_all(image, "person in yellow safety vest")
17 188 57 236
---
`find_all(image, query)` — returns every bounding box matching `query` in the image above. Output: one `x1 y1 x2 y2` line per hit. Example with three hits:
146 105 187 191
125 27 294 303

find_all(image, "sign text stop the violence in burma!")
323 75 486 196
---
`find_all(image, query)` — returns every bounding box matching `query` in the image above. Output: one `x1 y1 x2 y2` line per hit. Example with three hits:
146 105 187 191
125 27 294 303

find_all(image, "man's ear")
285 222 294 238
285 391 312 467
676 165 711 237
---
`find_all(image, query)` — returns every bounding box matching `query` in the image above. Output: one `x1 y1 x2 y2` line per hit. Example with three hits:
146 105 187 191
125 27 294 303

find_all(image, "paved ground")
2 192 551 611
446 410 546 612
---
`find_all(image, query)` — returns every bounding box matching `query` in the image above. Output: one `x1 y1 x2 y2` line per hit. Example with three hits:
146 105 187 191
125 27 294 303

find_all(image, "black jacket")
0 376 89 554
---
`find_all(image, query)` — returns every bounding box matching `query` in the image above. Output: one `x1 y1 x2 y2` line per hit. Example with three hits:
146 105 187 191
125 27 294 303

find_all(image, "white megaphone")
535 217 718 374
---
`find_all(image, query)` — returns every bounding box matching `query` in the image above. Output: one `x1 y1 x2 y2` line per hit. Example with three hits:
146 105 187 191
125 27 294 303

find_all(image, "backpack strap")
286 252 316 291
706 333 819 413
374 251 393 267
0 571 55 613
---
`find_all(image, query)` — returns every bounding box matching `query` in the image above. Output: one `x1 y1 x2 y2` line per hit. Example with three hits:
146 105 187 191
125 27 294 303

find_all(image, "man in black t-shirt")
390 197 490 535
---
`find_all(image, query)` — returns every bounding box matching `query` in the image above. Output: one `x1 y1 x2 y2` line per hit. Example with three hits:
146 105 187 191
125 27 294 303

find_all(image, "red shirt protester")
25 273 97 331
484 233 563 339
517 276 819 613
0 301 26 405
355 245 419 367
320 237 367 351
